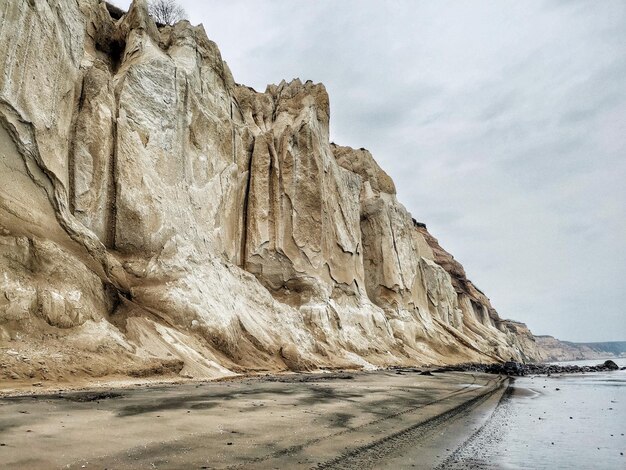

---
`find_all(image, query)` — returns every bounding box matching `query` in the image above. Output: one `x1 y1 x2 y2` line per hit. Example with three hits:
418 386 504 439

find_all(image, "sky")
117 0 626 342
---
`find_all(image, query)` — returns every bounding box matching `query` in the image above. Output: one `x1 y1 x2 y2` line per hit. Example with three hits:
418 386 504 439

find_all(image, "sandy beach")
0 370 507 469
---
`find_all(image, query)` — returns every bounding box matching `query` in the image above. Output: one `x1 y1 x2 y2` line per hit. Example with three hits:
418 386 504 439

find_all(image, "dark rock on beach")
434 360 623 376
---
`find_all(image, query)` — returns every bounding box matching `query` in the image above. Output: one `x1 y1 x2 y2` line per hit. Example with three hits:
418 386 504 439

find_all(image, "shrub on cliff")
148 0 186 25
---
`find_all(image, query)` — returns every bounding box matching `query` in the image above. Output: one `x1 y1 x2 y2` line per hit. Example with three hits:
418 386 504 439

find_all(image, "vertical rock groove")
231 99 236 164
240 136 255 268
106 86 120 250
67 74 86 215
268 140 278 251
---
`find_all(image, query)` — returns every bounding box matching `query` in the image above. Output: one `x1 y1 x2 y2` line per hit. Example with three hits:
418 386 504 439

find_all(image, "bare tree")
148 0 186 26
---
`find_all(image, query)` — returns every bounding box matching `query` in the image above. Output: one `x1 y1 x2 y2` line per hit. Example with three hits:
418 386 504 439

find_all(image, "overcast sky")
118 0 625 342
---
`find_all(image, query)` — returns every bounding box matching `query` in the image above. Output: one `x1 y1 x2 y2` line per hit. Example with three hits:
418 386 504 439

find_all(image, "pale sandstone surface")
1 0 543 387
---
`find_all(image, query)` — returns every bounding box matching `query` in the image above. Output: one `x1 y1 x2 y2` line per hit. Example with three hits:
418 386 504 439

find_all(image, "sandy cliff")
535 336 626 362
0 0 543 385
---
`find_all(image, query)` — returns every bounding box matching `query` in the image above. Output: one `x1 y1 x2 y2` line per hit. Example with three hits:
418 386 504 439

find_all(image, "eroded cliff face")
0 0 542 384
534 337 626 362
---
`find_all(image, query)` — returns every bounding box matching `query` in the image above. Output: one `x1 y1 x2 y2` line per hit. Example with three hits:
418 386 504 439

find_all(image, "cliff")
0 0 543 384
535 337 626 362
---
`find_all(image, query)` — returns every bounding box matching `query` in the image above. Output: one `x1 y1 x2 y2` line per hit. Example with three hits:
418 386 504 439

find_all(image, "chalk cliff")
0 0 542 384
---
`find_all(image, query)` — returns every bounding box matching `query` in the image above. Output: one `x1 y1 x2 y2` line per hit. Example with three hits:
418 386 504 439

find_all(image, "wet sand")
0 370 507 469
441 370 626 469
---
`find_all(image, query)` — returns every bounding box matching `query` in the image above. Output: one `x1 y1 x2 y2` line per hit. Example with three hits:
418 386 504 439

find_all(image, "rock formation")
535 337 626 362
0 0 543 384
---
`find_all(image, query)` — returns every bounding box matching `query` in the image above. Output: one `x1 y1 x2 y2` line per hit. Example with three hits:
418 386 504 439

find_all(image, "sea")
447 358 626 469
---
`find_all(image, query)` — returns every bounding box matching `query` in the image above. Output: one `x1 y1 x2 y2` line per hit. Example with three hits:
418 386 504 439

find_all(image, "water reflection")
444 361 625 469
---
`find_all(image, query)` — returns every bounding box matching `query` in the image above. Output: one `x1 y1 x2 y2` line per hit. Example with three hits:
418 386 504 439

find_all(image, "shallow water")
444 365 625 469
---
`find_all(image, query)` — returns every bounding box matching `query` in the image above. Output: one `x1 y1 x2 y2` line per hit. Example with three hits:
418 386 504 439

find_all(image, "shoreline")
2 358 622 399
1 370 508 469
2 368 622 468
440 369 626 469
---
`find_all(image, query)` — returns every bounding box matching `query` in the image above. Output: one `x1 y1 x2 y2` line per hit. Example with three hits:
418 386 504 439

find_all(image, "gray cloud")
117 0 626 341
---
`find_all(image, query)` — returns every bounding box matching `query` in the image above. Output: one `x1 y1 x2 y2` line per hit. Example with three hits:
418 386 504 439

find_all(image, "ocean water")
446 359 626 469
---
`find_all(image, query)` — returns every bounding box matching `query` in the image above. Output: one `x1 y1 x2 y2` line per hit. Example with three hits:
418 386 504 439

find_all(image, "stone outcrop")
1 0 543 384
